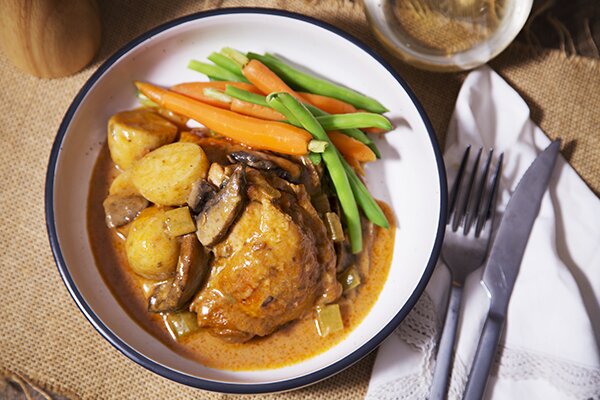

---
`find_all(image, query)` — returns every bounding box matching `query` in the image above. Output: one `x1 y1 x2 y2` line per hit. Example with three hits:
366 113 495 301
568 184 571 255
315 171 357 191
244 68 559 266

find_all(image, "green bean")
202 88 232 104
206 53 248 81
317 113 392 131
224 85 269 107
267 92 363 253
308 152 322 165
187 60 246 82
303 103 381 158
266 95 302 126
221 47 249 67
247 52 388 113
342 158 389 228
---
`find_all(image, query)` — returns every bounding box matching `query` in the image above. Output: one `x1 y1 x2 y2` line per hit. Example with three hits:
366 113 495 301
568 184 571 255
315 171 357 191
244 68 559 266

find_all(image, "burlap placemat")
1 1 598 399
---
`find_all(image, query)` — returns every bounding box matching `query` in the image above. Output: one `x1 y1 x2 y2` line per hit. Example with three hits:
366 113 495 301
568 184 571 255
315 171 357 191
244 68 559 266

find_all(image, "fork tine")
447 146 471 224
452 147 482 231
464 149 494 234
475 152 504 236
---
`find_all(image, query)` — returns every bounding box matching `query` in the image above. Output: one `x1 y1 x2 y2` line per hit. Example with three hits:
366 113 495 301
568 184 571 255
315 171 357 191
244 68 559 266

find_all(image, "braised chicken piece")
190 168 341 342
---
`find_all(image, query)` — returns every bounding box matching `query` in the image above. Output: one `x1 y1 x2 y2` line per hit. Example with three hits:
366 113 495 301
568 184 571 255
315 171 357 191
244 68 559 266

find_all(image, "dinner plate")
45 8 446 393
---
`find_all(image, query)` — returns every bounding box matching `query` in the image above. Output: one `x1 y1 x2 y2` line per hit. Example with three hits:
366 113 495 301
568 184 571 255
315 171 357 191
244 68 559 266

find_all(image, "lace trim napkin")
366 66 600 400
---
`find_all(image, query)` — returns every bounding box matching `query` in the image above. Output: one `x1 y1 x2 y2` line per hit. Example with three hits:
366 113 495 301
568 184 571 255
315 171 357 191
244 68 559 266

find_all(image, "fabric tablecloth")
0 1 598 399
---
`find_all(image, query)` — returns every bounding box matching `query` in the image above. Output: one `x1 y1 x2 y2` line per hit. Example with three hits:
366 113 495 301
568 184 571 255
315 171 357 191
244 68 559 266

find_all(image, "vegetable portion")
135 81 312 155
298 91 357 114
338 266 361 292
107 109 177 170
165 207 196 237
242 59 302 101
328 131 376 163
248 53 388 113
131 142 209 206
126 207 180 279
315 304 344 337
163 311 199 339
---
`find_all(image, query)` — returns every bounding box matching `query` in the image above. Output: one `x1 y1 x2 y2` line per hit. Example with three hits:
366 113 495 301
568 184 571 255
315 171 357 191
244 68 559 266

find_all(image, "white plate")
46 8 446 394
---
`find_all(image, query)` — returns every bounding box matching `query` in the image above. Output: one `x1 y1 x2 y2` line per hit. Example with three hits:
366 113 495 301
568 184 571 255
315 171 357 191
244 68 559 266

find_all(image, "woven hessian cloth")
0 1 598 398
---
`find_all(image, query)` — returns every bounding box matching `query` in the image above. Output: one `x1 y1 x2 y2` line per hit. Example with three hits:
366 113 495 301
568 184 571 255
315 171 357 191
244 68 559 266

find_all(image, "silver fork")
429 146 503 400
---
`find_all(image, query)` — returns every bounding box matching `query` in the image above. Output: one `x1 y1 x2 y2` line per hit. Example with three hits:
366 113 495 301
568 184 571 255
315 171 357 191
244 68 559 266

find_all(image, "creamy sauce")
88 145 395 370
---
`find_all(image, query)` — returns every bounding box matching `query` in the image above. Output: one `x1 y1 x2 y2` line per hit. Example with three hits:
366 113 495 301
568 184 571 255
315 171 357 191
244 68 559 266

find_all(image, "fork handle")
462 315 504 400
429 283 463 400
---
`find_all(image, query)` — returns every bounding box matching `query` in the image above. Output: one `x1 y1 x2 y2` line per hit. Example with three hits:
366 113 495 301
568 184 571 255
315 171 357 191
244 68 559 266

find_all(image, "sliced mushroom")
103 194 149 228
227 151 302 182
196 164 246 247
298 155 324 195
148 234 210 313
187 180 216 214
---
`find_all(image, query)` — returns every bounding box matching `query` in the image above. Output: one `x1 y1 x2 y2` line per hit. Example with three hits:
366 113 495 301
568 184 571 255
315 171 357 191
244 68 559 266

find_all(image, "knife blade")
462 139 561 400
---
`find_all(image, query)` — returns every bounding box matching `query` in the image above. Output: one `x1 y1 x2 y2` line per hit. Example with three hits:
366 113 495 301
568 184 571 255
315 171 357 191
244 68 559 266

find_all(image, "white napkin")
366 66 600 400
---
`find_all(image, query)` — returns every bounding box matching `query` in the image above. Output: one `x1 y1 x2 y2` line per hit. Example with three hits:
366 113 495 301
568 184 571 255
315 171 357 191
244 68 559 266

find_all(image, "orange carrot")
242 59 303 101
346 155 365 177
328 131 376 163
363 127 387 134
136 82 311 155
298 92 357 114
171 81 261 109
230 98 285 121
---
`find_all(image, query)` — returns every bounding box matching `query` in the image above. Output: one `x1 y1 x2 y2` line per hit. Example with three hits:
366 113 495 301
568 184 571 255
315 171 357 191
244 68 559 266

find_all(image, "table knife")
462 139 561 400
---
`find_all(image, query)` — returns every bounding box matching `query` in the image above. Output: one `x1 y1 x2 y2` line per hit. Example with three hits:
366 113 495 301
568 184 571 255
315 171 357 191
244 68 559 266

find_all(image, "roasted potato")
132 142 209 206
125 207 179 279
108 109 178 170
108 168 139 196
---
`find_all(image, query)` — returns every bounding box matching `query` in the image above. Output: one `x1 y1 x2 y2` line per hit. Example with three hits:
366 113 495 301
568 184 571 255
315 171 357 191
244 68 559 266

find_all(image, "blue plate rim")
44 7 447 394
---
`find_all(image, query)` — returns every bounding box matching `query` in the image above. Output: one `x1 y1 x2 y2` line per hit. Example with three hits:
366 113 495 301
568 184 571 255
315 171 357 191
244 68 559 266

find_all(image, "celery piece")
315 304 344 337
325 212 345 242
165 207 196 237
141 279 163 299
338 265 361 292
163 311 199 340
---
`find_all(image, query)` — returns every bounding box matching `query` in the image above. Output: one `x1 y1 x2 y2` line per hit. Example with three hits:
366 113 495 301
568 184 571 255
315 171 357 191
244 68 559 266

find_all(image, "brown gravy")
88 145 395 370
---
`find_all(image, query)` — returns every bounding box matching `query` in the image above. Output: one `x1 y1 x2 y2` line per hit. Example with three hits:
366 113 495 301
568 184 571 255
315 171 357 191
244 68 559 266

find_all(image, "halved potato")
108 109 177 170
126 207 179 279
132 142 209 206
108 168 138 196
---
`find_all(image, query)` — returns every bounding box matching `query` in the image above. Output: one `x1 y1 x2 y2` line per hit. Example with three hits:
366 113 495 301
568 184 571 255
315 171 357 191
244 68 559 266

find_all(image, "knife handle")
462 316 504 400
429 284 463 400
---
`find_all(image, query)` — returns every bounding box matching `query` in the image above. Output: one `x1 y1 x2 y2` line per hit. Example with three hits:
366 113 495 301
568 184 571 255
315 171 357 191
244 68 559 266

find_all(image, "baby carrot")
328 131 376 163
242 59 304 101
135 82 311 155
171 81 260 108
230 98 285 120
298 92 357 114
